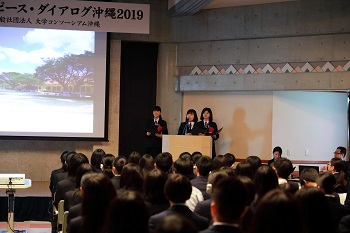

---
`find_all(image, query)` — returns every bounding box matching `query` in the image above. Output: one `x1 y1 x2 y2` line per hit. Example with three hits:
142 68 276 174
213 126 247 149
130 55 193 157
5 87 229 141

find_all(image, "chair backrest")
339 193 347 205
62 211 69 233
57 200 65 226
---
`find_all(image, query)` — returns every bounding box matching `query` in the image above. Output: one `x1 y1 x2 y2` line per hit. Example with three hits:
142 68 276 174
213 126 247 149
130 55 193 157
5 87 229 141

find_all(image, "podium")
0 179 32 233
162 135 212 160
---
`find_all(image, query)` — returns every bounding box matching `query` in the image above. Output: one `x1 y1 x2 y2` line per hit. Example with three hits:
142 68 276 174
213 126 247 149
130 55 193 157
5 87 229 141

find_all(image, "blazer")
149 205 209 232
191 175 211 200
50 167 63 195
177 121 195 135
111 175 121 191
194 198 212 221
54 176 76 208
146 118 168 148
194 121 219 158
200 224 242 233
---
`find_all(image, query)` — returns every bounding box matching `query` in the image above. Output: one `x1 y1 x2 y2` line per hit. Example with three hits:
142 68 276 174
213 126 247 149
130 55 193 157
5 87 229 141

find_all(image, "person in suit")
146 106 168 158
191 156 213 200
149 174 209 233
49 150 69 197
177 109 198 135
200 177 248 233
327 158 348 193
194 108 219 159
90 148 105 173
111 156 127 191
267 146 282 166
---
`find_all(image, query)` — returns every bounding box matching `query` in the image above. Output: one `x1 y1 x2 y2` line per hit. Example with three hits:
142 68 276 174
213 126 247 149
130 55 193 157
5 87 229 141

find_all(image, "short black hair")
196 156 212 176
155 152 173 173
164 174 192 203
173 157 194 179
299 168 318 184
128 151 141 165
212 154 225 170
317 172 336 194
330 158 343 172
153 106 161 112
223 153 235 167
337 146 347 156
273 146 283 156
273 158 294 179
213 177 247 223
113 156 127 174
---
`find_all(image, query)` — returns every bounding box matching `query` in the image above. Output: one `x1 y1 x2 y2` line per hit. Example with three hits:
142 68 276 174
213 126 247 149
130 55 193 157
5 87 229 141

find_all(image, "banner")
0 0 150 33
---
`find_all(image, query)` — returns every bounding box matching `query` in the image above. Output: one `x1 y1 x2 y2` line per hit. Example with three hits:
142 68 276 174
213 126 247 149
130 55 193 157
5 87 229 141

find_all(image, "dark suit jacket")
267 159 275 166
54 176 76 208
193 121 219 158
177 122 195 135
339 214 350 233
326 195 350 227
149 205 209 232
194 199 211 221
67 203 82 226
145 201 170 217
146 118 168 157
111 175 121 191
200 224 242 233
50 167 64 196
191 176 211 200
64 189 82 211
67 215 83 233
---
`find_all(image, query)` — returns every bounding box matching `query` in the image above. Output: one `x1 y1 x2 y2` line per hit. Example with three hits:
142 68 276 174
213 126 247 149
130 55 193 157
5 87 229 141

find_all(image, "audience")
68 173 116 233
200 176 248 233
100 154 115 179
191 156 213 200
173 157 204 211
144 169 170 216
140 154 155 178
102 191 149 233
90 148 105 173
49 148 350 233
267 146 282 166
111 156 127 191
149 174 209 232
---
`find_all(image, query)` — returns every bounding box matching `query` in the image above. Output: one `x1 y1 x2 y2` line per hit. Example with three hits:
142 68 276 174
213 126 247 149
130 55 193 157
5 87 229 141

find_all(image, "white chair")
57 200 64 233
339 193 347 205
62 211 69 233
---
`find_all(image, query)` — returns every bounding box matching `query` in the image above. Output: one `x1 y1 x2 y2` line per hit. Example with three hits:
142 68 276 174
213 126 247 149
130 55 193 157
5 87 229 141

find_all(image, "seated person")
299 168 318 187
149 174 209 232
191 156 213 200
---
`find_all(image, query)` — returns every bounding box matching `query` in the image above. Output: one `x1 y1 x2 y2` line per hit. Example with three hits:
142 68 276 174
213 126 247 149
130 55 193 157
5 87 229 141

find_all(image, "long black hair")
200 107 213 122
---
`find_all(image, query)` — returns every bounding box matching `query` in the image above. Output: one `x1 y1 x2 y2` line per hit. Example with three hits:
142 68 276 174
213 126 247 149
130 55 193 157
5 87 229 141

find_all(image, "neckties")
204 122 208 128
155 121 158 125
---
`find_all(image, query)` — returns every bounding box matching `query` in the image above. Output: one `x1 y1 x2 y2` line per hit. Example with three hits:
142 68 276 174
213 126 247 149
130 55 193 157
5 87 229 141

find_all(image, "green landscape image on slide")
0 27 95 133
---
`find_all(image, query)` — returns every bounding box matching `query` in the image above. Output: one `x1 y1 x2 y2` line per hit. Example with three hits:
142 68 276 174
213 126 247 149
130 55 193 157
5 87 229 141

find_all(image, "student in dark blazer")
146 106 168 158
194 107 219 158
200 177 248 233
177 109 198 135
149 174 209 233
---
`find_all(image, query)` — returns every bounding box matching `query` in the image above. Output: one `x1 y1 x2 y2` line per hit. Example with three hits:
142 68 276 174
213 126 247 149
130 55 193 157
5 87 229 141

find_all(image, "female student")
194 107 219 158
146 106 168 157
177 109 198 135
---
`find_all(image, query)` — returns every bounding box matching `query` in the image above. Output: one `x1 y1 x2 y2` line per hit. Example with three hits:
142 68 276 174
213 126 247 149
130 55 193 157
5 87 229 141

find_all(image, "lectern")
0 179 32 233
162 135 212 161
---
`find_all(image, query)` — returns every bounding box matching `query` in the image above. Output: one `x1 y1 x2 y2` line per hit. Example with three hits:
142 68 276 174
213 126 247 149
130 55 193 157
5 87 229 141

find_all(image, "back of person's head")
245 156 261 176
212 177 248 223
273 157 294 179
155 152 173 173
330 157 343 172
173 157 194 180
295 187 336 233
139 154 154 178
64 151 77 172
254 165 279 201
238 176 256 206
206 169 229 195
120 163 143 193
75 163 93 188
191 152 202 164
299 168 318 186
235 161 254 179
113 156 127 175
101 154 115 179
196 156 212 176
128 151 141 165
337 146 347 156
223 153 235 167
68 153 88 177
60 150 69 167
144 169 168 204
80 173 116 233
317 171 336 194
154 214 198 233
90 148 105 170
179 152 193 161
103 191 148 233
249 189 301 233
219 166 236 177
212 154 225 170
273 146 283 156
164 174 192 203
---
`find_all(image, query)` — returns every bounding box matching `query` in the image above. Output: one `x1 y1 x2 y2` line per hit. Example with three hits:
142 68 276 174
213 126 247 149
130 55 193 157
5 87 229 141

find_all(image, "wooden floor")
0 182 50 197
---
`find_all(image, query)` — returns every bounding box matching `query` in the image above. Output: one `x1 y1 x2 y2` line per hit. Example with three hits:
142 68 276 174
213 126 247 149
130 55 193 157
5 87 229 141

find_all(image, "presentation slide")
0 27 108 139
